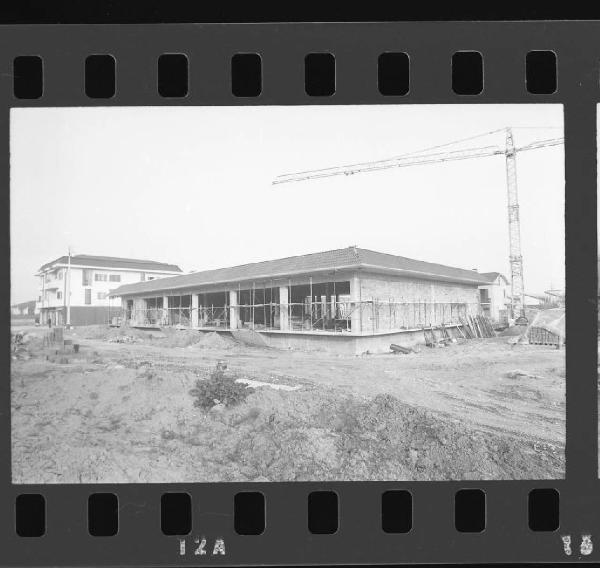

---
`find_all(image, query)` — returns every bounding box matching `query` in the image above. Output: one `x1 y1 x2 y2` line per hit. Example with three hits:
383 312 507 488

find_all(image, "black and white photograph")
10 104 565 483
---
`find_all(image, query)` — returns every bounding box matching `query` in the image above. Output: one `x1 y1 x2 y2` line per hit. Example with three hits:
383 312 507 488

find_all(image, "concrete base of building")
259 329 428 355
198 326 460 355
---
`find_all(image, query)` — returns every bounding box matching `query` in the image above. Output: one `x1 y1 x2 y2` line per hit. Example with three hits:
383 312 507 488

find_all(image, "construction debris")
422 325 452 348
504 369 545 380
420 314 496 348
234 378 301 391
390 343 415 354
423 325 441 347
459 315 495 339
440 323 457 344
108 335 138 344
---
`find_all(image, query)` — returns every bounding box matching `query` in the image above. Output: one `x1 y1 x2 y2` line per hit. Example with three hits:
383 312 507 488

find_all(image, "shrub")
189 362 253 410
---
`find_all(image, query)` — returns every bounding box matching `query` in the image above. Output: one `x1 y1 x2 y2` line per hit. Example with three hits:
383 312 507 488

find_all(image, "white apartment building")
36 254 182 326
478 272 510 324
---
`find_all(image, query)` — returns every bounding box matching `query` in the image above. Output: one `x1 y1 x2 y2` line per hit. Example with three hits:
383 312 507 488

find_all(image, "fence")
528 326 562 347
125 300 478 335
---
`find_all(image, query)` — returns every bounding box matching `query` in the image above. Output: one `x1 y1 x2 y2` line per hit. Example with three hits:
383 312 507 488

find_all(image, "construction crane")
273 127 563 323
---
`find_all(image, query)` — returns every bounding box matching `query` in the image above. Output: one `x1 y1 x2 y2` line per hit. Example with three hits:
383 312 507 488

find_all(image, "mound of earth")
74 325 158 342
191 331 237 349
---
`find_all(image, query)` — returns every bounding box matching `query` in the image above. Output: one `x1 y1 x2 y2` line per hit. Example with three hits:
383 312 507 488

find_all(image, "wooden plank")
468 315 478 337
390 343 413 354
476 315 484 337
460 317 472 338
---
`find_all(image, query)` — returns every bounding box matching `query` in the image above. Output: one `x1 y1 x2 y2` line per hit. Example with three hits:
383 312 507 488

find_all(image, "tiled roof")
11 300 36 310
110 246 489 297
38 255 182 274
478 271 508 284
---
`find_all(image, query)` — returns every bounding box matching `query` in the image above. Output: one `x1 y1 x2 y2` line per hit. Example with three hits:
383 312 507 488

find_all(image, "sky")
10 104 564 304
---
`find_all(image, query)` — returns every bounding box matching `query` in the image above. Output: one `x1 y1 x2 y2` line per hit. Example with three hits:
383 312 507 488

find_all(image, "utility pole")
41 271 45 323
504 128 527 323
66 246 72 328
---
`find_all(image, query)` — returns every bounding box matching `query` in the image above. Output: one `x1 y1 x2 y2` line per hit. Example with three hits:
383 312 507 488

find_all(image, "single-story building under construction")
109 246 493 354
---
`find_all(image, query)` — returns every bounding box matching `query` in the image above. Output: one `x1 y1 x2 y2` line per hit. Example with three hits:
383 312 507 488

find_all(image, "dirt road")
11 325 565 483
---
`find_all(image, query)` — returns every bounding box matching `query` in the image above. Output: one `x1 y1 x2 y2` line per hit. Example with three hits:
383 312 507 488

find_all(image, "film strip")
0 21 597 566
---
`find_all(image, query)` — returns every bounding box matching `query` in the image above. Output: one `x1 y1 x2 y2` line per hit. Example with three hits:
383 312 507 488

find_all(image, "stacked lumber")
458 317 474 338
478 315 496 337
407 316 496 353
459 315 495 339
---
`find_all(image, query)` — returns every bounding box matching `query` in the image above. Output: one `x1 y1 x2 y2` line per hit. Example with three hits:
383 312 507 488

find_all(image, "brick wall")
354 272 479 332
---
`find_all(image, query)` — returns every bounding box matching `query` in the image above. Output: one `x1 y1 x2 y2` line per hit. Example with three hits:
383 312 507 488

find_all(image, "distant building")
11 300 36 317
36 255 182 326
110 246 492 354
478 272 510 323
544 289 565 307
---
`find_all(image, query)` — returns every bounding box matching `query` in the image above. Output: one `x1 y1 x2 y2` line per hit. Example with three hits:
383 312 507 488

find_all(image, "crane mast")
504 128 526 322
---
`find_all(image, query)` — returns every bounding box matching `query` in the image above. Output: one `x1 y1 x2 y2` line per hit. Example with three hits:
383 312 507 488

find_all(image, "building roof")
37 254 182 274
478 271 509 284
11 300 36 310
110 246 490 297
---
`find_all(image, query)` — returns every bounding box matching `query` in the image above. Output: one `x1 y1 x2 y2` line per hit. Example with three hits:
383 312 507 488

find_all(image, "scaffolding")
124 299 478 335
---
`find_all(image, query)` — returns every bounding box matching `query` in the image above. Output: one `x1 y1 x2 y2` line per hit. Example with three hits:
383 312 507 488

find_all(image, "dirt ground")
11 323 565 483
